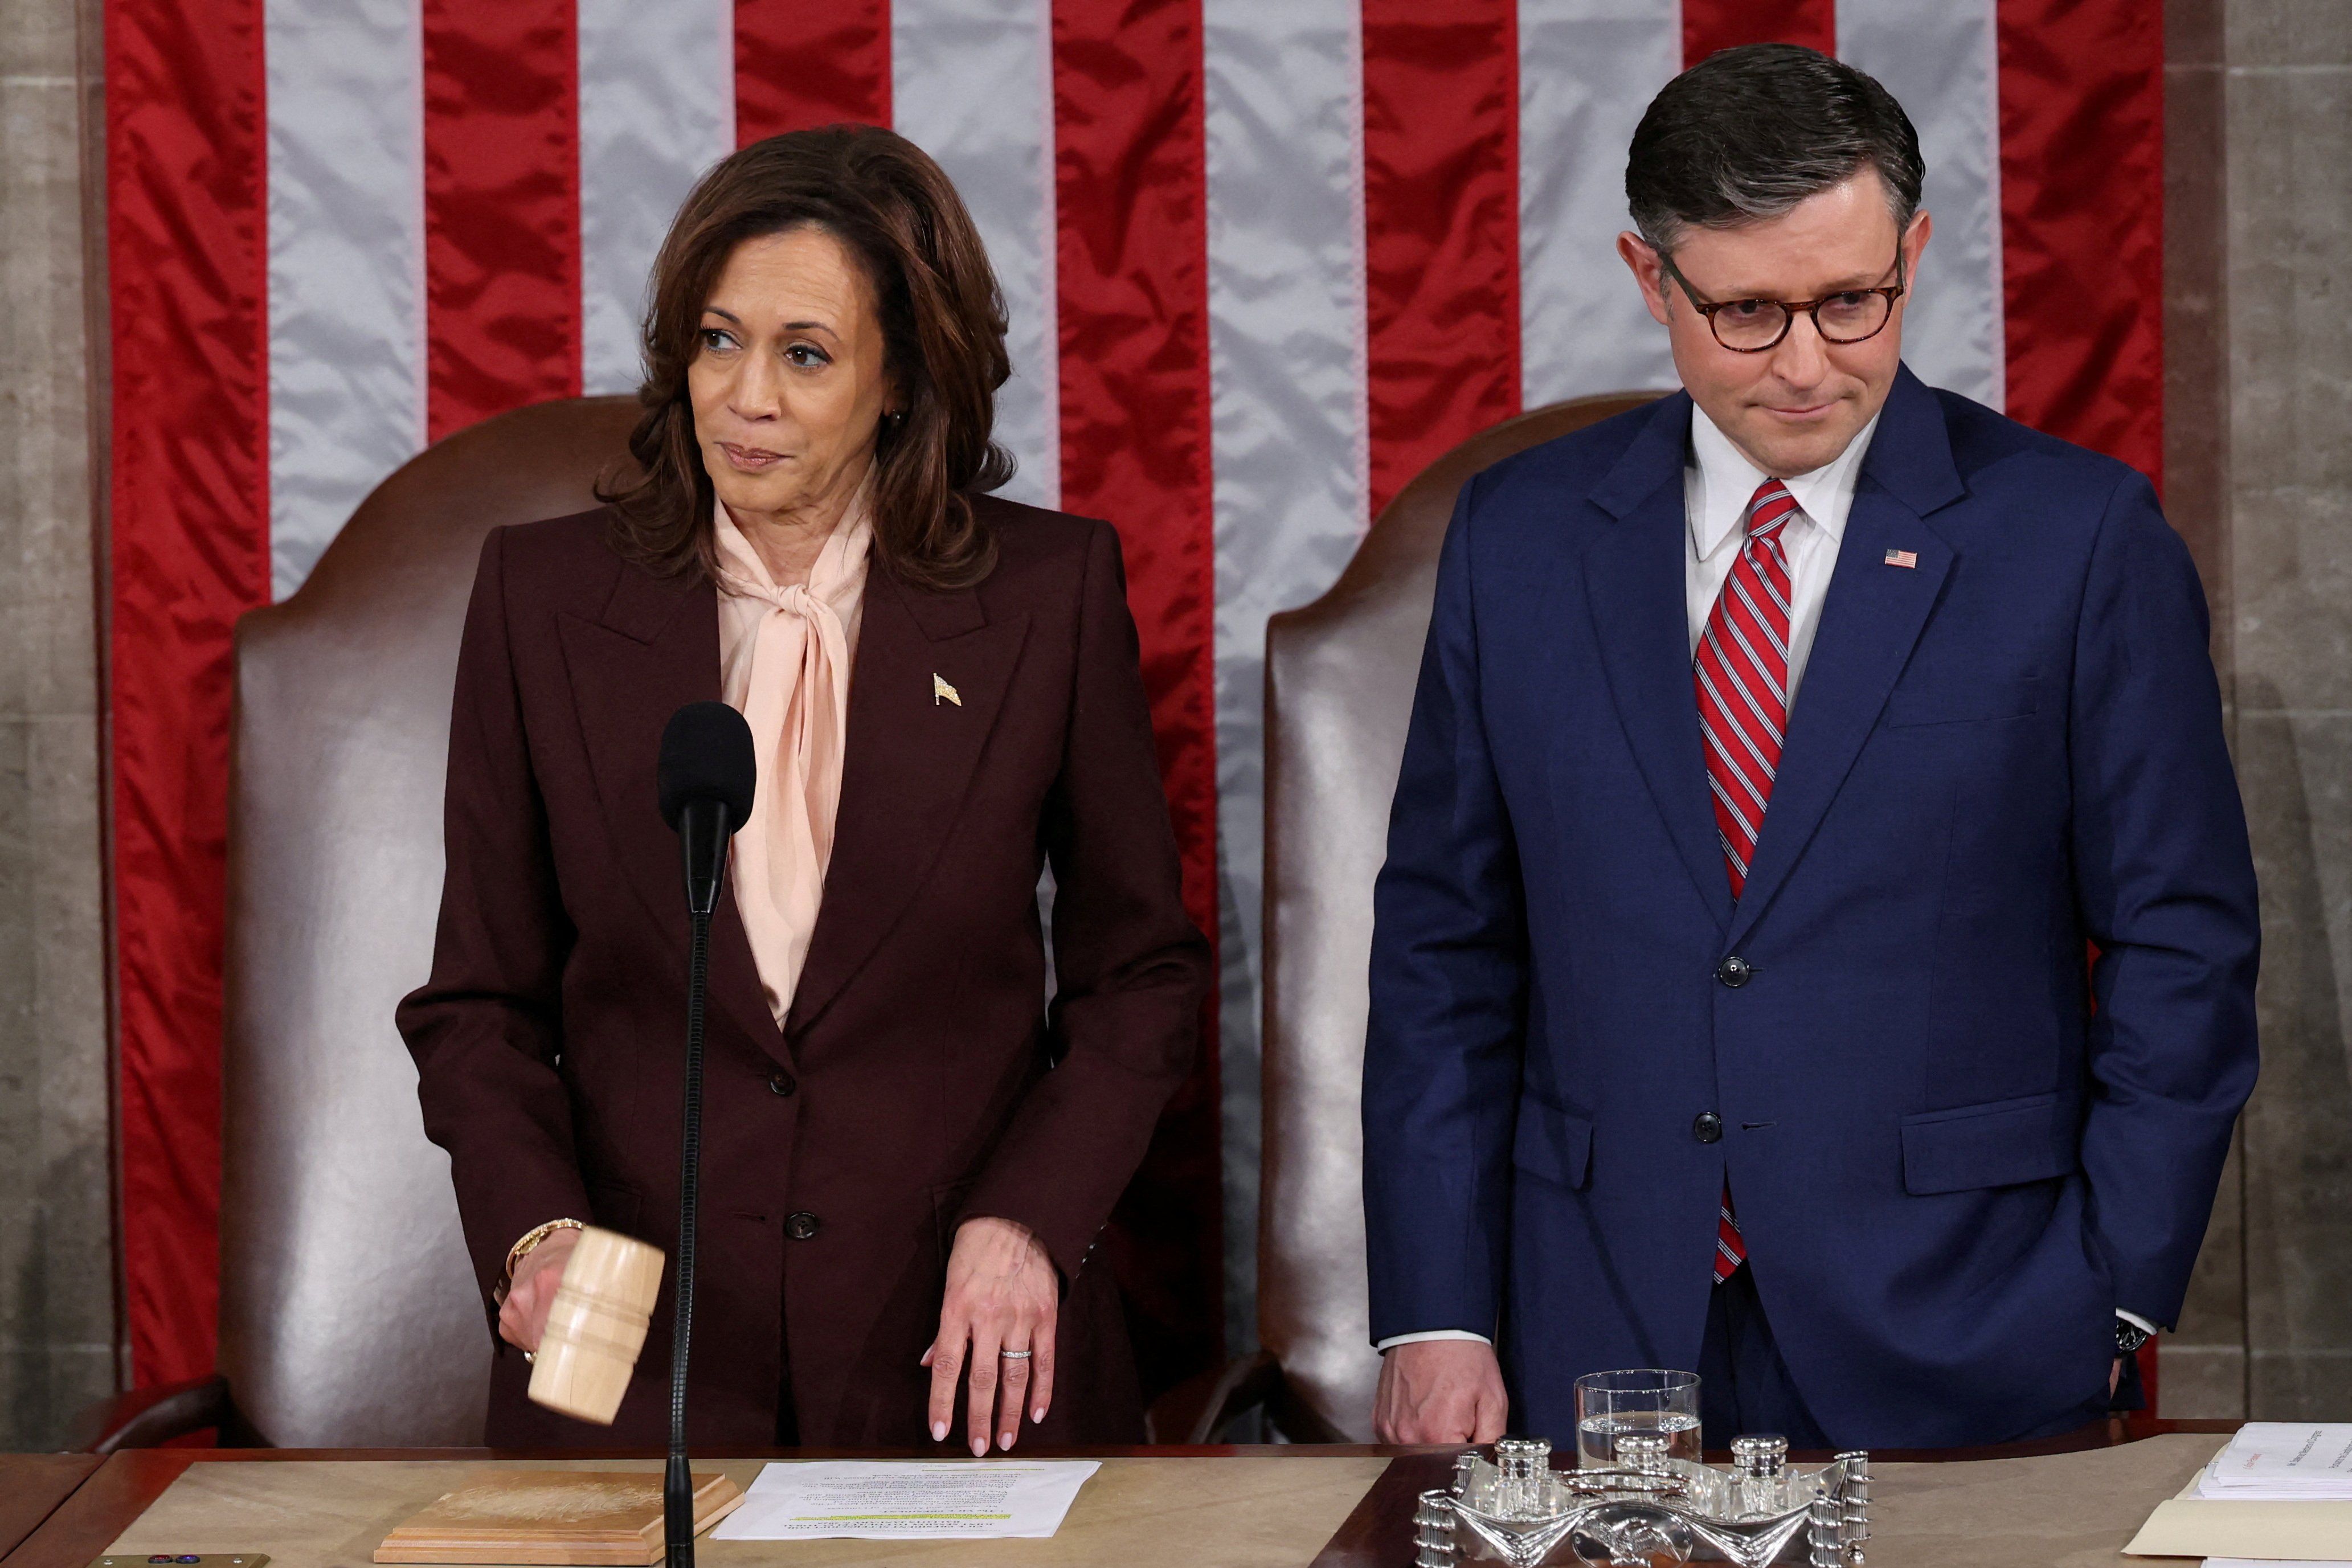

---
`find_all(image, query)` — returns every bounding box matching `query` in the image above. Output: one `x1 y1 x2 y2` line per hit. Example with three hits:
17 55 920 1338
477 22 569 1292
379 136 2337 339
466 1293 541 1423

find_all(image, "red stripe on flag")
422 0 582 441
106 0 271 1387
735 0 891 144
1997 0 2163 486
1050 0 1222 1401
1361 0 1521 518
1681 0 1834 67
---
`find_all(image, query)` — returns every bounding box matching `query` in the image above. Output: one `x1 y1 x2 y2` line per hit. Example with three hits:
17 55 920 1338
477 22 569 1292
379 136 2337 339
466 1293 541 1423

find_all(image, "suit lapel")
785 568 1030 1036
1582 394 1735 931
1725 369 1964 949
555 562 786 1065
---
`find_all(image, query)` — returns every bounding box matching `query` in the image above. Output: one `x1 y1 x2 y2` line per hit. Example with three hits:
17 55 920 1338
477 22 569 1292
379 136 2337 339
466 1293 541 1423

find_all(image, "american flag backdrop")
105 0 2165 1395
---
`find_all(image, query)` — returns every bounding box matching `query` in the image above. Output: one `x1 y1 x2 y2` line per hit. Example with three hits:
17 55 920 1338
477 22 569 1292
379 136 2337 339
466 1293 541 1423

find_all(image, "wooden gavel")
527 1225 665 1424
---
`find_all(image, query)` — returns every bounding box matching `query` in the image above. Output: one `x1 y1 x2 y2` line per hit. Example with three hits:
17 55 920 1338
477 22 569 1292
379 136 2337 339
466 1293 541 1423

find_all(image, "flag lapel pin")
933 673 962 707
1884 548 1919 569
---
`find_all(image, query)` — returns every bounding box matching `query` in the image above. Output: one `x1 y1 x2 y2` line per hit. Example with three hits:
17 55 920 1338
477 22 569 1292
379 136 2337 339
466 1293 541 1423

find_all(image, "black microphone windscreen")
658 701 756 834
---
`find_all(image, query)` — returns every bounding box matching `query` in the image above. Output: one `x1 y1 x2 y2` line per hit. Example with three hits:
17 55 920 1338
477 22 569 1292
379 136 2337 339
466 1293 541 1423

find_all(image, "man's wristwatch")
2113 1317 2153 1357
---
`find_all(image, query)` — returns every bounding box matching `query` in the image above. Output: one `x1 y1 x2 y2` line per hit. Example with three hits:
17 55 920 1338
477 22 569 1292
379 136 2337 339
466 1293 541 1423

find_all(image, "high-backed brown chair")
1155 392 1663 1444
76 398 641 1449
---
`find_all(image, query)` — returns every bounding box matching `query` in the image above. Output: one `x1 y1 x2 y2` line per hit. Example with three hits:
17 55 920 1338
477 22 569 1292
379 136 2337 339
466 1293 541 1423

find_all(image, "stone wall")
2224 0 2352 1420
2160 0 2352 1422
0 0 116 1451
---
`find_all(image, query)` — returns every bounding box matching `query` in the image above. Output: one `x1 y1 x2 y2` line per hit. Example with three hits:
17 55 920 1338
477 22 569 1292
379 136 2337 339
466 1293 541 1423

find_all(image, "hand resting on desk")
922 1215 1061 1458
1376 1338 1510 1445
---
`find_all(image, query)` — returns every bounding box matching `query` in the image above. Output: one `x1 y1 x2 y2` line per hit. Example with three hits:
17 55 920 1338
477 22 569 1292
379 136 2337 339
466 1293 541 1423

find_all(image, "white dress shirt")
1373 403 2162 1354
1682 402 1875 710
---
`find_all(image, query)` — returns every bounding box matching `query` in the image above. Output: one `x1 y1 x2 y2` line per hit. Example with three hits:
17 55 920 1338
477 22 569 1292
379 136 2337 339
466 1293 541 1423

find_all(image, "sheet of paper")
2203 1559 2352 1566
2200 1426 2352 1500
2124 1498 2352 1559
708 1460 1101 1541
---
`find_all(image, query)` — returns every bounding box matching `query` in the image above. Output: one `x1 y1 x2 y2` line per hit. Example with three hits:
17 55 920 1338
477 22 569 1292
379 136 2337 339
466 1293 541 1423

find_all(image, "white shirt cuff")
2116 1309 2161 1337
1376 1329 1494 1352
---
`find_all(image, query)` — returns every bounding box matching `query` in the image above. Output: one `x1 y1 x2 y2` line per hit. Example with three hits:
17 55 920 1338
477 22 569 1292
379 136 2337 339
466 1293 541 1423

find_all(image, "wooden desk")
1318 1422 2244 1567
5 1446 1390 1568
1 1422 2241 1568
0 1456 102 1561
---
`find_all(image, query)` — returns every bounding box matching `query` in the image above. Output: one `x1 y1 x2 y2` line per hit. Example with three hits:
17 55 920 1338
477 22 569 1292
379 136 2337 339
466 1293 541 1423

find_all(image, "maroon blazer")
396 494 1209 1447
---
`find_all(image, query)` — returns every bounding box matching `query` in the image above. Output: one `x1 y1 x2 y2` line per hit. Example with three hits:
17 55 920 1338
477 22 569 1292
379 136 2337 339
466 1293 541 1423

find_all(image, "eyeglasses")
1658 250 1907 353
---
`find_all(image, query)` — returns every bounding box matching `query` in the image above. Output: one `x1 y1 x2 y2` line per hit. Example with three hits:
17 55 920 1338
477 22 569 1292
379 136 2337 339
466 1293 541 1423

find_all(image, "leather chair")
1152 392 1662 1444
76 398 643 1449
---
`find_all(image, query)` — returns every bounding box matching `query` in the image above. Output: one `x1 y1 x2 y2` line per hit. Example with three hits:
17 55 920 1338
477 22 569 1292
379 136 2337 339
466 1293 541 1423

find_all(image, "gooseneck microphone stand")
664 801 724 1568
656 701 755 1568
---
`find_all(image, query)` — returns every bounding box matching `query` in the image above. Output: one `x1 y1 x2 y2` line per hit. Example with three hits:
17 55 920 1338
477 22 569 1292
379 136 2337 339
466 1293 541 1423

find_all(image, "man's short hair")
1626 43 1924 255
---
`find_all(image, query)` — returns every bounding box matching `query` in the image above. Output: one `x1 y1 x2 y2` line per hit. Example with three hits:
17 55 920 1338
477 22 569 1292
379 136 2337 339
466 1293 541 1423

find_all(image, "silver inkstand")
1410 1431 1871 1567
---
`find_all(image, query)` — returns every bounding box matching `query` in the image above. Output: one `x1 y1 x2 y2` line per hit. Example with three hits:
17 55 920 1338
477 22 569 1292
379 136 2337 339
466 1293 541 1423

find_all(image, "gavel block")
374 1470 745 1565
528 1226 665 1424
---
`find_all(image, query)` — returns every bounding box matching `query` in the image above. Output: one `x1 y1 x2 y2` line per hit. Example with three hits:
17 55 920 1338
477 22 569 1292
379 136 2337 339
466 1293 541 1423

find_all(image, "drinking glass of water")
1573 1368 1701 1469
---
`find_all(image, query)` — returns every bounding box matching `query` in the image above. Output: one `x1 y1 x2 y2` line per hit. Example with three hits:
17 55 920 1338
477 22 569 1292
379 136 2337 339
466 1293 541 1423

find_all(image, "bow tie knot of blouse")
712 497 875 1026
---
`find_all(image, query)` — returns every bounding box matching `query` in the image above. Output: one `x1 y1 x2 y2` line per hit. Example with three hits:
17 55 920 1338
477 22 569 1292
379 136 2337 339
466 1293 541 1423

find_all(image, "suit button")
1715 955 1753 988
1693 1112 1724 1145
767 1071 796 1096
785 1211 820 1241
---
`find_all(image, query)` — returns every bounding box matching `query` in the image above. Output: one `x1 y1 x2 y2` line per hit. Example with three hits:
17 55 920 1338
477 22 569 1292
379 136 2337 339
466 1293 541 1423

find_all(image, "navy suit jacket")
1362 367 2259 1448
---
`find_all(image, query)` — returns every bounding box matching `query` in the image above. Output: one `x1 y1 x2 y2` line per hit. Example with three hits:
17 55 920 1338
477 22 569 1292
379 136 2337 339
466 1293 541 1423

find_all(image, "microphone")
655 701 755 1568
659 700 756 917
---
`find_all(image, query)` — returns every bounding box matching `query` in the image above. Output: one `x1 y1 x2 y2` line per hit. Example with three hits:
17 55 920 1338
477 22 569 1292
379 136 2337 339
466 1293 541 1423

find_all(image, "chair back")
1257 393 1664 1441
216 398 640 1445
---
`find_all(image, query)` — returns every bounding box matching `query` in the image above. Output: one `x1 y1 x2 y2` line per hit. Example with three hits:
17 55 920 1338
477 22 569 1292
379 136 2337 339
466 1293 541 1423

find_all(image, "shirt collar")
712 478 876 613
1687 402 1881 561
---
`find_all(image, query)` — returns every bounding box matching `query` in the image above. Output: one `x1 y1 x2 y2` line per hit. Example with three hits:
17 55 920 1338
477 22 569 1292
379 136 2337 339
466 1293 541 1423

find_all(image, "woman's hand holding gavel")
498 1225 580 1353
922 1215 1059 1456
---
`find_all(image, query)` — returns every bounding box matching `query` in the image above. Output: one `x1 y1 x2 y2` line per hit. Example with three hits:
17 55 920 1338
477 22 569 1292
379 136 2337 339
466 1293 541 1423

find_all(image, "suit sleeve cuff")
1376 1329 1494 1353
2116 1308 2162 1337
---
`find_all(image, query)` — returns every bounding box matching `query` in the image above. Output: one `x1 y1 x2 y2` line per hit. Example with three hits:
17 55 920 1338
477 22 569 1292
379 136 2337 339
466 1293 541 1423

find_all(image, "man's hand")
1374 1339 1510 1444
497 1226 580 1354
922 1216 1060 1455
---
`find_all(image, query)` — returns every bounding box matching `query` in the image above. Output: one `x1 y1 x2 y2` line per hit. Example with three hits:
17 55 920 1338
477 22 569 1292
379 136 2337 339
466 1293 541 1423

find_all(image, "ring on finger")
999 1348 1033 1360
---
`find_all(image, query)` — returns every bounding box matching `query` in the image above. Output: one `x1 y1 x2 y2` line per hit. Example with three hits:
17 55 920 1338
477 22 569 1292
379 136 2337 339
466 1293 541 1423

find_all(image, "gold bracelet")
498 1217 585 1303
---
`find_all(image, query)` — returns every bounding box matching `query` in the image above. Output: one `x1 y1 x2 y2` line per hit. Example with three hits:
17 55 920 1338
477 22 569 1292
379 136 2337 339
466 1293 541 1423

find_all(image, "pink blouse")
713 494 874 1027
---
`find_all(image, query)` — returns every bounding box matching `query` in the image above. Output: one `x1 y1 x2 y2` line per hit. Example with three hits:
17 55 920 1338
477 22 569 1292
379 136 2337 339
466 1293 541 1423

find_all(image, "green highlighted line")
800 1513 1013 1521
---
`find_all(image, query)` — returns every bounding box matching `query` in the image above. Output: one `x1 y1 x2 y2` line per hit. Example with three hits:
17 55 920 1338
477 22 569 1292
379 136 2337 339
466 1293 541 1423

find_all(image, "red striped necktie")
1694 478 1798 1282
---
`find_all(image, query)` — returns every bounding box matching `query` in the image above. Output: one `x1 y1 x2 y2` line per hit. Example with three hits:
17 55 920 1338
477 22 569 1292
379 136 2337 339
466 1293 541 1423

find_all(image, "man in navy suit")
1362 43 2259 1451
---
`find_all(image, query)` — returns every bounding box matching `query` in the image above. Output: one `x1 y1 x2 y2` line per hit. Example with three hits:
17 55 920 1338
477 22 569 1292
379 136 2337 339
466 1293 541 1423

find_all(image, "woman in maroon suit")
396 126 1207 1454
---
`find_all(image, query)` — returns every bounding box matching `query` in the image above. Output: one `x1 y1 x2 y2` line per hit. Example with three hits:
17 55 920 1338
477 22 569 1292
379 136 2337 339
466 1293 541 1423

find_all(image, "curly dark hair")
598 124 1015 589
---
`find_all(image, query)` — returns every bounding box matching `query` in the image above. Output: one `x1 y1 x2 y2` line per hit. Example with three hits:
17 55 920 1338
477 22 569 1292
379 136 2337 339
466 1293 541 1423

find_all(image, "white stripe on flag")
894 0 1060 509
1203 0 1371 1356
579 0 734 397
264 0 426 600
1518 0 1682 410
1840 0 2005 408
